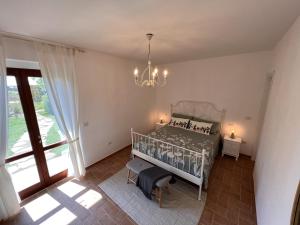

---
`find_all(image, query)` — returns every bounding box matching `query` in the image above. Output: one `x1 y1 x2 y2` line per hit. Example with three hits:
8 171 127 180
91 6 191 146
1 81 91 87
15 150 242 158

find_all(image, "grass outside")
7 116 28 157
45 120 68 155
7 113 67 158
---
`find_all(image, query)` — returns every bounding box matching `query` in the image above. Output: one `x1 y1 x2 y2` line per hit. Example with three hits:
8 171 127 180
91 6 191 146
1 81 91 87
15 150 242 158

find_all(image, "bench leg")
159 188 162 208
127 169 130 184
165 184 170 194
154 188 162 208
198 184 202 201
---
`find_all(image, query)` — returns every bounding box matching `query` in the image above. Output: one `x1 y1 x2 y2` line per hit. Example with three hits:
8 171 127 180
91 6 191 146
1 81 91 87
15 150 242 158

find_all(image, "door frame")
5 68 68 200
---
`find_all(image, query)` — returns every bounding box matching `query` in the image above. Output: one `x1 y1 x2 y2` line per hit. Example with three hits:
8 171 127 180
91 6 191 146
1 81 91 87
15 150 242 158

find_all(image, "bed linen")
133 125 220 188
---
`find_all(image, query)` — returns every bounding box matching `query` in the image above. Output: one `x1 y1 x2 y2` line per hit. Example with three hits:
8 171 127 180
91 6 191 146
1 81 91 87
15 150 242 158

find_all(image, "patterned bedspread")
133 125 220 188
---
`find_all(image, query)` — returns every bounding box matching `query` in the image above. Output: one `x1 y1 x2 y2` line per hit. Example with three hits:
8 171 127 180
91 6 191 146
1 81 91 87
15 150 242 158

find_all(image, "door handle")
38 135 42 144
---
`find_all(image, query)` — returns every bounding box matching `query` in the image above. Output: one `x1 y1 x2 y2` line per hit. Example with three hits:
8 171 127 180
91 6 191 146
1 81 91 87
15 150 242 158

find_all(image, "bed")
131 100 225 200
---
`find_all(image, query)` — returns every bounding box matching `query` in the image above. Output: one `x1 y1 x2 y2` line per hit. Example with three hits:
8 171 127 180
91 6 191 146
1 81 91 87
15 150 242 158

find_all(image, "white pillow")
168 117 189 129
187 120 213 135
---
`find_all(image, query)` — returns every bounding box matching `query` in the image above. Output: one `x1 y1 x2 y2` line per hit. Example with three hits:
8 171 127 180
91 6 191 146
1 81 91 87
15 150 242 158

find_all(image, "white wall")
254 16 300 225
155 52 272 157
3 38 155 167
3 38 37 61
75 51 155 166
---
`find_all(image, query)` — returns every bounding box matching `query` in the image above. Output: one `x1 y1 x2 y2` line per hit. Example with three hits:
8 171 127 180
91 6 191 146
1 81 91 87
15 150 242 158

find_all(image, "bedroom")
0 1 299 225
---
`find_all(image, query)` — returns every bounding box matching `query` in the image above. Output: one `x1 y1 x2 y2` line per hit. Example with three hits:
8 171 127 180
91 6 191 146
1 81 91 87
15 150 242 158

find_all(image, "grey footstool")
126 157 172 207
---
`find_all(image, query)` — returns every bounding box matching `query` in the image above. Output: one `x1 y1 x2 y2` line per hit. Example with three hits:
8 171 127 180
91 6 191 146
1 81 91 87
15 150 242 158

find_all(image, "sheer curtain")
0 36 20 221
35 43 85 178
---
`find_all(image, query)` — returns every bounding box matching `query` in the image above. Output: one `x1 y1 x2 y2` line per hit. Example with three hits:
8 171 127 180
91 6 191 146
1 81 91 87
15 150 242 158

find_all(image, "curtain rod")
0 31 85 53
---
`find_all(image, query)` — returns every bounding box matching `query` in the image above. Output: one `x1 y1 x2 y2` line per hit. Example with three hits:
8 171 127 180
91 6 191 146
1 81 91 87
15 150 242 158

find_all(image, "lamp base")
230 132 235 139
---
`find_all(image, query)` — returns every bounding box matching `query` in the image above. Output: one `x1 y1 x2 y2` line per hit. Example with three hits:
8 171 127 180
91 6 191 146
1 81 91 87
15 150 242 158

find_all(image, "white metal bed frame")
131 100 225 200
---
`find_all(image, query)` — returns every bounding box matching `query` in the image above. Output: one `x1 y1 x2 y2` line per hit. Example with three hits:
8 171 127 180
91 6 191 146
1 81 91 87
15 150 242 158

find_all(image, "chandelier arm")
135 66 148 86
142 79 149 87
156 72 167 87
135 66 149 86
140 66 148 83
156 73 162 87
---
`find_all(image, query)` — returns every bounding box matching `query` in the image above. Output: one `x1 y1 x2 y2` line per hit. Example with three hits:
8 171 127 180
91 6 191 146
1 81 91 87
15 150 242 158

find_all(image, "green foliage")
34 101 44 111
9 103 22 117
42 95 54 115
7 90 19 102
31 85 44 102
46 122 67 156
46 123 61 146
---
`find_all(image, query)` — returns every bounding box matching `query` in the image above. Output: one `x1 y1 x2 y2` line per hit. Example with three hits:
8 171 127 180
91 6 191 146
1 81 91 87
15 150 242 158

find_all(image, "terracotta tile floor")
199 153 257 225
1 147 256 225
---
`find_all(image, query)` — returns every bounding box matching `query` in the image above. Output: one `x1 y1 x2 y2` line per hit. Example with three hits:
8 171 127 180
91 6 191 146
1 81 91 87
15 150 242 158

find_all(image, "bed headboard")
171 100 226 124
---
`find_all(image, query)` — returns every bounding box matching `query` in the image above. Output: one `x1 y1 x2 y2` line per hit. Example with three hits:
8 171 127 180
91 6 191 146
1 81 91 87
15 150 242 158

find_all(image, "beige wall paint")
155 52 272 157
75 51 155 166
3 38 156 167
254 16 300 225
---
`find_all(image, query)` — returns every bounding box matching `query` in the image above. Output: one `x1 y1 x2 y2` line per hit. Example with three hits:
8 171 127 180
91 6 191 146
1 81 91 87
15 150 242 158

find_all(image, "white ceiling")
0 0 300 64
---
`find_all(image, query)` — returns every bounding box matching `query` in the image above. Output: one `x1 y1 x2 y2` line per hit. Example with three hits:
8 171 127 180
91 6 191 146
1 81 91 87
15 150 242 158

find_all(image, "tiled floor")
199 154 257 225
1 147 256 225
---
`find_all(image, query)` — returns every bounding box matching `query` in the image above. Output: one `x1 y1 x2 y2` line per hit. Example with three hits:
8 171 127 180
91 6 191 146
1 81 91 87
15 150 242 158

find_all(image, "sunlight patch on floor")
57 180 86 197
24 193 60 221
39 208 77 225
75 189 103 209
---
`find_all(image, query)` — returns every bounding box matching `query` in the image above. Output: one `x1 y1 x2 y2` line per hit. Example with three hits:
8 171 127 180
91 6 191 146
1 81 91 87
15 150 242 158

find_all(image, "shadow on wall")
252 71 274 160
291 181 300 225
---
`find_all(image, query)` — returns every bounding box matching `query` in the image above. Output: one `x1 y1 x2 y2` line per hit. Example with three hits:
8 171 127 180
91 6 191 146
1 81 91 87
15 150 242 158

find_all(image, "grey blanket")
136 167 173 199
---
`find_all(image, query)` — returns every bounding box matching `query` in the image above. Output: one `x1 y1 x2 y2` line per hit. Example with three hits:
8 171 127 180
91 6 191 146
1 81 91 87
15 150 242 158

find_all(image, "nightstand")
155 122 167 130
222 135 242 160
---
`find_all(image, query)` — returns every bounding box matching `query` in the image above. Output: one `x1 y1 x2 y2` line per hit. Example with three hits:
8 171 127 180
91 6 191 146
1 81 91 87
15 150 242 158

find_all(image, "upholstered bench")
126 158 172 207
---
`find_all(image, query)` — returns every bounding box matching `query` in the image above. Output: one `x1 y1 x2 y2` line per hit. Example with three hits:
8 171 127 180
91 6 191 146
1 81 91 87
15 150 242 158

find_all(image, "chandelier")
133 33 168 87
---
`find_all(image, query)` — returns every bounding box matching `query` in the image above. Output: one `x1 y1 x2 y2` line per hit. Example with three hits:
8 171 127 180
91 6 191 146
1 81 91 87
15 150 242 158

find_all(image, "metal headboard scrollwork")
170 100 226 131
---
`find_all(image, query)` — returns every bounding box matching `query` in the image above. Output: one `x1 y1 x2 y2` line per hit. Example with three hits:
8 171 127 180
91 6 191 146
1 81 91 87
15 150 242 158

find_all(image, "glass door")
28 76 69 177
5 68 69 200
5 74 41 196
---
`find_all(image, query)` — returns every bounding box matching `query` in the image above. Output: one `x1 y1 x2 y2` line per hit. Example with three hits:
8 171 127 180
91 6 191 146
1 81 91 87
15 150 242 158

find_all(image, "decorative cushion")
193 117 221 135
187 120 213 135
168 117 190 129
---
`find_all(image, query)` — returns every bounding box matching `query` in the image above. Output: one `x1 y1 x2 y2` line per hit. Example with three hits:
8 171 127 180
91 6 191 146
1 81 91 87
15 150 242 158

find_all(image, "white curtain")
0 36 20 221
35 43 85 178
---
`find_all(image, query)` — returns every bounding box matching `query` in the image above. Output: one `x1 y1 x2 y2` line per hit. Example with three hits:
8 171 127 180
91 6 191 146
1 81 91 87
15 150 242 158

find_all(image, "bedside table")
222 135 242 160
155 122 167 130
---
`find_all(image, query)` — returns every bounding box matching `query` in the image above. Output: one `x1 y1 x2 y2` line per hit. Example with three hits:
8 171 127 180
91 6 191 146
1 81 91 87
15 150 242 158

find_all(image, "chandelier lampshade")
133 33 168 87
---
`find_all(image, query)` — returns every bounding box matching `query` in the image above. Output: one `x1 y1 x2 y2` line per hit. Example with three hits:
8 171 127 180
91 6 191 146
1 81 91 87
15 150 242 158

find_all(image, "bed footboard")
131 128 206 200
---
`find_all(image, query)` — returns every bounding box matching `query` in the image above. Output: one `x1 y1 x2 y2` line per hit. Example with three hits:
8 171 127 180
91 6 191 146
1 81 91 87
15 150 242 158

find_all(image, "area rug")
98 168 206 225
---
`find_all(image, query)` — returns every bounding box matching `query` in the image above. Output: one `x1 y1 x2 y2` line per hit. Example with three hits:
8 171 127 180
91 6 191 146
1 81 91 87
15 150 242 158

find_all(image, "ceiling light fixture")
133 33 168 87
